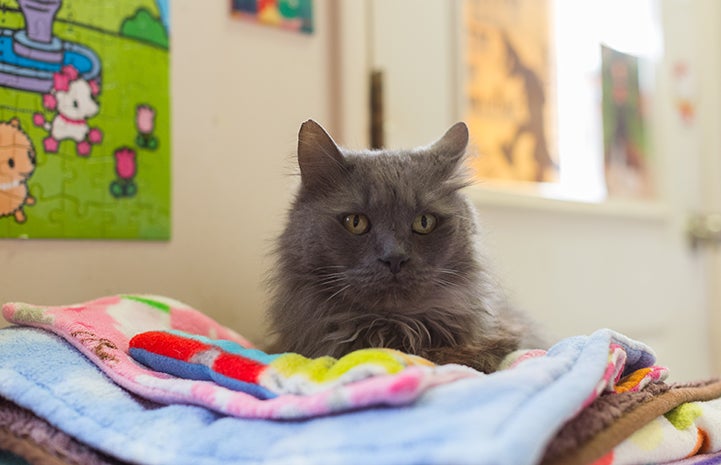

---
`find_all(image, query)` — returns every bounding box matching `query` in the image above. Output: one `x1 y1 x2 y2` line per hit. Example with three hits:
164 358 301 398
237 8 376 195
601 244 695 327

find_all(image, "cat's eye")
343 214 370 235
412 214 437 234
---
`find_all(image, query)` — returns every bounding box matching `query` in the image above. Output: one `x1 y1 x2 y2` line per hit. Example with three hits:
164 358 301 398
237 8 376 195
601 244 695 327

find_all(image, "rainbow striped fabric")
129 329 444 399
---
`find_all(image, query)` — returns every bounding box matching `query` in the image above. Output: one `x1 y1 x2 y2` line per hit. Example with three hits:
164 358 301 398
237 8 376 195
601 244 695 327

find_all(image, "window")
463 0 663 202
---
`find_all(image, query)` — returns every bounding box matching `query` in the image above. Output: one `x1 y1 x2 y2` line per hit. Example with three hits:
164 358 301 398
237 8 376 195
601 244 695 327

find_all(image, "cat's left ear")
297 119 347 193
427 122 469 178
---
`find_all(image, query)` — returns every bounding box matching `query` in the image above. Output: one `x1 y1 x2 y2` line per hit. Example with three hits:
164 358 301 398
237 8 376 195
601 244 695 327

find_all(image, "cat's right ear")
297 119 347 192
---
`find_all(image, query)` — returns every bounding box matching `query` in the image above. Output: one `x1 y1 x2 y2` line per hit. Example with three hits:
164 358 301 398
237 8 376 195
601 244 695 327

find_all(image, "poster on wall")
463 0 557 183
601 44 653 198
230 0 314 35
0 0 171 240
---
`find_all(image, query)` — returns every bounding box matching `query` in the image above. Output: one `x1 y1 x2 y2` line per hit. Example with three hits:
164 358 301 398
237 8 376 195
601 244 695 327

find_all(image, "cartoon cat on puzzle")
33 65 103 156
0 118 35 223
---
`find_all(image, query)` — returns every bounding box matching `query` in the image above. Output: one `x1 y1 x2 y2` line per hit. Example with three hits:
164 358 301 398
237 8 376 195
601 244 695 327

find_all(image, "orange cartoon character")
0 118 36 223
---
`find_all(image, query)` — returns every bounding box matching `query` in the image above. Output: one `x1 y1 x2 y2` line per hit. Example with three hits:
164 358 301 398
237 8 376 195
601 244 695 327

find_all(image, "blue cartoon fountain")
0 0 100 93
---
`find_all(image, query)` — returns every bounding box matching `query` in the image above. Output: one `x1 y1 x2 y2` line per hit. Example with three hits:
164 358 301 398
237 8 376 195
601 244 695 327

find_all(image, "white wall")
0 0 335 343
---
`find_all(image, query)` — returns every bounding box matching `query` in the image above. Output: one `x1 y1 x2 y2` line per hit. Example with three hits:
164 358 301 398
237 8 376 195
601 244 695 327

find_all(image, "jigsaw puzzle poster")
0 0 170 240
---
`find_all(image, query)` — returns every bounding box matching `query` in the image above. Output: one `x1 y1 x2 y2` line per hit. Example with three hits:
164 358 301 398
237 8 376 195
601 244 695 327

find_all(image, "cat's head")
279 120 480 311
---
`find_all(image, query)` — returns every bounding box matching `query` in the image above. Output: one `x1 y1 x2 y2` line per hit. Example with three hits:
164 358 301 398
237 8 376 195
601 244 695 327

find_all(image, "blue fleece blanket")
0 326 657 465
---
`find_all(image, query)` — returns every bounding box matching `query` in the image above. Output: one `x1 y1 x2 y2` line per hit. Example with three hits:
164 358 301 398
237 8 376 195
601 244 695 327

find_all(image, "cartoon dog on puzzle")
0 118 36 223
33 65 103 157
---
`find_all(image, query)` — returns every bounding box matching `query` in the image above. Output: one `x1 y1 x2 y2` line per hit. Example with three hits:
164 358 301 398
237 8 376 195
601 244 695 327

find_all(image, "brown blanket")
543 378 721 465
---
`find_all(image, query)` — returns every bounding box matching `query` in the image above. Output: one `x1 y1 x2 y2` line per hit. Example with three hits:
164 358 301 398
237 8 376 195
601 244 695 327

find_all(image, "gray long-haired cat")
267 120 543 373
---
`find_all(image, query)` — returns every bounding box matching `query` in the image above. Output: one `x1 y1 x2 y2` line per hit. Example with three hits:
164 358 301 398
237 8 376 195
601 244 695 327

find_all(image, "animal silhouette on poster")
32 65 103 157
0 119 36 223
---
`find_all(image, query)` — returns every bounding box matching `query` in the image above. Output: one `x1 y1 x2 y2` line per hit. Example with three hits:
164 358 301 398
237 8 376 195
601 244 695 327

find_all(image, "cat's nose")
379 254 409 274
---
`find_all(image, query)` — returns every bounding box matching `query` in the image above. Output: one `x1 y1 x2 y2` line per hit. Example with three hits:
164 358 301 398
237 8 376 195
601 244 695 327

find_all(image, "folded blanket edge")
543 378 721 465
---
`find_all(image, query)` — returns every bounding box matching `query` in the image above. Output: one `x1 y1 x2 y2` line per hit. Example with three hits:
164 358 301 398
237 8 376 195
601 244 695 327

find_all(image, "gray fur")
267 120 542 373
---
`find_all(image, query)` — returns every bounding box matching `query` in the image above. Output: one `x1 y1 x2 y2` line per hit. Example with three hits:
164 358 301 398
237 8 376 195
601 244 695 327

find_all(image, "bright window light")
553 0 663 202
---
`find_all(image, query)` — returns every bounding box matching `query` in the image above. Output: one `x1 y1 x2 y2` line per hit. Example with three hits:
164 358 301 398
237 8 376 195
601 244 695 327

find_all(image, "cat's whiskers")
295 272 350 308
318 274 347 286
306 283 348 306
435 269 474 291
435 278 459 291
309 265 349 288
324 283 351 304
312 265 347 272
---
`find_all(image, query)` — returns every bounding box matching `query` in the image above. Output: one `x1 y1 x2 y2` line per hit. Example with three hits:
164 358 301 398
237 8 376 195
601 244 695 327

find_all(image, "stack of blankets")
1 295 721 465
